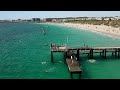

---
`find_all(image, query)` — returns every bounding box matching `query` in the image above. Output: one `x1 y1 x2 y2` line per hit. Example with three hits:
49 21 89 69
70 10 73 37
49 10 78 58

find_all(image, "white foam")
45 67 55 72
41 62 46 64
59 61 64 63
45 70 49 72
88 59 96 63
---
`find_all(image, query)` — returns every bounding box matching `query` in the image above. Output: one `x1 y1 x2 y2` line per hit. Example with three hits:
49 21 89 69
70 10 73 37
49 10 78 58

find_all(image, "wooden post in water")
51 51 53 63
90 50 92 59
50 43 52 47
89 50 91 59
68 50 71 58
92 49 93 59
70 73 73 79
102 50 104 58
88 53 90 58
50 43 53 63
100 52 102 56
112 52 114 56
118 49 120 58
77 49 79 61
115 49 117 58
63 52 65 63
89 49 93 59
64 51 67 63
104 49 107 59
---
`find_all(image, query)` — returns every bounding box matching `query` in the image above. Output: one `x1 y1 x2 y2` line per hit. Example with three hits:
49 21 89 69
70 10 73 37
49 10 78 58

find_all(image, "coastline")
43 22 120 39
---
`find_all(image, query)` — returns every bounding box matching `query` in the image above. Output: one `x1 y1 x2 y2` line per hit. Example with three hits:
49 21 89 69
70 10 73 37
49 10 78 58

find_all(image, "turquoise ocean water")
0 22 120 79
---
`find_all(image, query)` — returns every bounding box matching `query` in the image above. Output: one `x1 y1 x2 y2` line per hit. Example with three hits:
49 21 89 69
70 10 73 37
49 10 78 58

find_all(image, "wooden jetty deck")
50 44 120 79
51 44 67 52
66 58 82 78
67 46 120 50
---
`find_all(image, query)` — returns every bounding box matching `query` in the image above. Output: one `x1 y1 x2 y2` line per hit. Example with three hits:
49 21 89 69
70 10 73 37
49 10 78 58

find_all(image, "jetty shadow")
79 53 120 61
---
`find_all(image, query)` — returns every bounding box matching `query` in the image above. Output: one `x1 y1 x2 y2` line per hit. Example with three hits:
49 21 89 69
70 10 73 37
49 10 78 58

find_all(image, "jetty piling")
77 49 79 61
64 51 67 63
102 49 107 59
112 52 114 56
100 52 102 56
102 50 104 58
89 49 93 59
118 49 120 58
51 51 53 63
115 49 117 58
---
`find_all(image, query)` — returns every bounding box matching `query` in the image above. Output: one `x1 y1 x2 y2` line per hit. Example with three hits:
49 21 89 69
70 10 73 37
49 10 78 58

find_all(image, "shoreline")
40 22 120 39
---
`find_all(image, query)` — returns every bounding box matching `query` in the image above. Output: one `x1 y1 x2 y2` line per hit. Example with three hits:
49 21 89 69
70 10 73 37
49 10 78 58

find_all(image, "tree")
102 17 104 21
109 18 111 21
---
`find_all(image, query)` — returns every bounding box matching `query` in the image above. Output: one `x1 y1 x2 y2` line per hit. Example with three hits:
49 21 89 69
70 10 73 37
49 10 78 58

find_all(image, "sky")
0 11 120 20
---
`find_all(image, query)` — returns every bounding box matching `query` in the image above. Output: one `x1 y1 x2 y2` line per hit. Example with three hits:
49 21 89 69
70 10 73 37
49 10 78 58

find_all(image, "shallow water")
0 22 120 79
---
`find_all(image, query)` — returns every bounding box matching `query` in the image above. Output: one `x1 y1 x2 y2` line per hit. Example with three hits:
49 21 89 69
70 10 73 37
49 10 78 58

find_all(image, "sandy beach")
45 22 120 39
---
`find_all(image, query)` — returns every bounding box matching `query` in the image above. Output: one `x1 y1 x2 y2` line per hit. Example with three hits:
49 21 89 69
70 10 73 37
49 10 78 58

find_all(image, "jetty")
50 44 120 79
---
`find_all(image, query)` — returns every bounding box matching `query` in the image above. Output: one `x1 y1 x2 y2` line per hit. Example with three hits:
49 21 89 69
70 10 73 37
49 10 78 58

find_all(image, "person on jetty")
70 56 74 64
